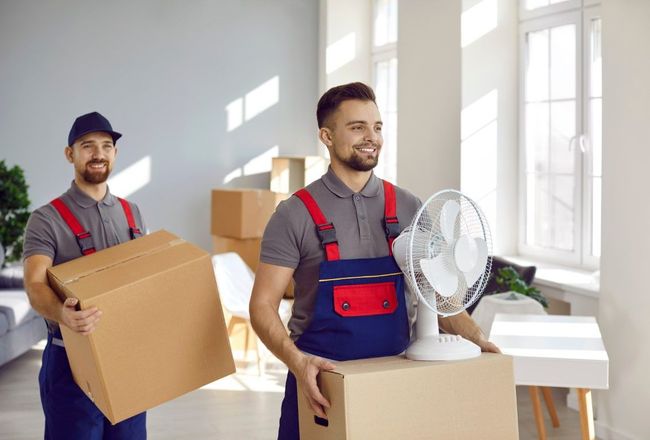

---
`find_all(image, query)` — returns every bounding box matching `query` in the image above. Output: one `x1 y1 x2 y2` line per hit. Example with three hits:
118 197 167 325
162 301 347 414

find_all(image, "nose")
364 128 379 143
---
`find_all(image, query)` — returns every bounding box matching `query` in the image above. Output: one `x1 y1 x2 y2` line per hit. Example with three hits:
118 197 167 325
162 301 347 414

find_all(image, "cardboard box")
271 156 329 194
211 189 276 238
298 354 518 440
47 230 235 424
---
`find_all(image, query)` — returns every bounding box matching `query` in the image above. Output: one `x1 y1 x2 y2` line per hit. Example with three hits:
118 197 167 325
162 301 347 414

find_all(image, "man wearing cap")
23 112 147 439
249 82 499 439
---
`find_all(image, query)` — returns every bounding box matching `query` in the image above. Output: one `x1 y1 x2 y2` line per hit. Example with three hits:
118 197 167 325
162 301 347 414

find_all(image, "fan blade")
420 256 458 298
453 235 478 272
440 200 460 243
462 238 488 287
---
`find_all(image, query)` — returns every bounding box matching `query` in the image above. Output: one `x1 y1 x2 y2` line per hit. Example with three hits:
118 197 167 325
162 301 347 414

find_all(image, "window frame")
518 4 601 270
371 0 399 184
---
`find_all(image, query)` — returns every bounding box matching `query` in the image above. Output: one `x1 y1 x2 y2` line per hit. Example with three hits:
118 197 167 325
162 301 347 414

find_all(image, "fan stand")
406 299 481 361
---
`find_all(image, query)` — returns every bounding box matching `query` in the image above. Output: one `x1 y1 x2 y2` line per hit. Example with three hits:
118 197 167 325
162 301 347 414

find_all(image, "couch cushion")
0 264 24 289
0 289 40 330
0 313 8 337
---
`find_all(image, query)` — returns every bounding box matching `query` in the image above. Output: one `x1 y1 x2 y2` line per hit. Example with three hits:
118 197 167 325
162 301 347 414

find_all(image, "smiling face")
65 131 117 184
320 99 383 172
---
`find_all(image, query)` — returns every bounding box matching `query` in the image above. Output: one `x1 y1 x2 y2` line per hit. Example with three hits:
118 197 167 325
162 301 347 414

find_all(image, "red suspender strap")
50 198 96 255
294 189 340 261
117 197 142 239
382 180 400 256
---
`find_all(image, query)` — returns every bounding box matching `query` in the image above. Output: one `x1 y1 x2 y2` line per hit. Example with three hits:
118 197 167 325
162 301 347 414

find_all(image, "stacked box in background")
271 156 329 194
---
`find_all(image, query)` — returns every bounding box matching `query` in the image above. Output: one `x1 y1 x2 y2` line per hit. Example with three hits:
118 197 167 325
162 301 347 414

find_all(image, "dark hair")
316 82 376 128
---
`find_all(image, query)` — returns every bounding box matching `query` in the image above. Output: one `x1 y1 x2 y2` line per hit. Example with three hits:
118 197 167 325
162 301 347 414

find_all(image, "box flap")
48 230 181 286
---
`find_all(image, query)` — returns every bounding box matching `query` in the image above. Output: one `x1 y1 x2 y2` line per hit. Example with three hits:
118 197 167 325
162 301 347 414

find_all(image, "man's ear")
64 146 74 164
319 127 333 147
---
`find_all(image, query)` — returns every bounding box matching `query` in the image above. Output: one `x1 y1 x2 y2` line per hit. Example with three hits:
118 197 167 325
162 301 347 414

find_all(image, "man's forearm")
438 311 485 344
25 282 64 324
250 303 303 373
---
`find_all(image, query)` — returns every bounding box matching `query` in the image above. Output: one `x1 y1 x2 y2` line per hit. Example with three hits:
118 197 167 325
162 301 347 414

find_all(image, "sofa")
0 260 47 368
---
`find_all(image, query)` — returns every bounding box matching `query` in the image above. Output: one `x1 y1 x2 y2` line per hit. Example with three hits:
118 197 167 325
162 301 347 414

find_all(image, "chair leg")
529 386 547 440
541 387 560 428
243 323 250 361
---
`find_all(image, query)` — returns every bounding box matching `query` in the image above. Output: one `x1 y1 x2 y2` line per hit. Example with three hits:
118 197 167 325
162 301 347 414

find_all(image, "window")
519 1 601 268
372 0 398 183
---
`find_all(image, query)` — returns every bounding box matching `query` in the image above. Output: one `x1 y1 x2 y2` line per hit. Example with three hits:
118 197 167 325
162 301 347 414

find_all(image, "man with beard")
22 112 147 439
250 82 499 440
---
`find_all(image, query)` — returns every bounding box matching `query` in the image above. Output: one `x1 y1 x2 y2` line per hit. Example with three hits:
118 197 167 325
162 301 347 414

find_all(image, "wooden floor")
0 345 592 439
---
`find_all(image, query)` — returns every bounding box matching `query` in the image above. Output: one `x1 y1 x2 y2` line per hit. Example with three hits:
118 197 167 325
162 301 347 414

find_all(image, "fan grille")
406 190 492 316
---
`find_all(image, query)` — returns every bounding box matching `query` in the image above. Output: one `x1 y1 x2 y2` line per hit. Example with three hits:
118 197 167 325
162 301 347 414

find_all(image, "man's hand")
476 338 501 354
60 298 102 335
293 353 336 418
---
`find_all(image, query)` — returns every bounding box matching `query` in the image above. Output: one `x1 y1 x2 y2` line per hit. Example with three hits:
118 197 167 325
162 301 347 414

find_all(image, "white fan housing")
392 190 492 361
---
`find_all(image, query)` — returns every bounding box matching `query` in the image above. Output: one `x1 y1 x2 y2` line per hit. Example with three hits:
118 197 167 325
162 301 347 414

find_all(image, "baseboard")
595 420 638 440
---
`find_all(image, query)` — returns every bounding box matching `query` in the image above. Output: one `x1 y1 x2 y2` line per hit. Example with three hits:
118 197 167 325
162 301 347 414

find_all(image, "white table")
490 313 609 440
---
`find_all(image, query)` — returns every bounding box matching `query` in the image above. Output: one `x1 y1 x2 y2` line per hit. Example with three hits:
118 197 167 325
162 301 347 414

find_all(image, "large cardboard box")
211 189 276 238
298 354 518 440
47 230 235 424
271 156 329 194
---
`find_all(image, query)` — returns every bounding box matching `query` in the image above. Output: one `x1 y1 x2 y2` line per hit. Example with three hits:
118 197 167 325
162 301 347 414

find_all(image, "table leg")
578 388 595 440
529 386 547 440
541 387 560 428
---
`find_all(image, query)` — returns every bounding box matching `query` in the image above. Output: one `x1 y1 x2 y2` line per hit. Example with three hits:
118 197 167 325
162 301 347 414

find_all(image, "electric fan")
392 189 492 361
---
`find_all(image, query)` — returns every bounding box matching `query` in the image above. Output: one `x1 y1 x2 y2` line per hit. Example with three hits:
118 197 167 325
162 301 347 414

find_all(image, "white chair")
211 252 291 374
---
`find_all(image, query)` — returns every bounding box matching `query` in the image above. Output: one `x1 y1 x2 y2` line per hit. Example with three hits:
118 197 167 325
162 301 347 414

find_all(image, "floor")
0 344 592 440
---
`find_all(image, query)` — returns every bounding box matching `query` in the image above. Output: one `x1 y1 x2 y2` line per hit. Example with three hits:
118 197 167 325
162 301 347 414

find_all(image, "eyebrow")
345 120 383 126
80 140 114 146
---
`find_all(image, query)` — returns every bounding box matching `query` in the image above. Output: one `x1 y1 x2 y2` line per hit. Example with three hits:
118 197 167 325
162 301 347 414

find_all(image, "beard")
81 160 111 184
335 142 380 172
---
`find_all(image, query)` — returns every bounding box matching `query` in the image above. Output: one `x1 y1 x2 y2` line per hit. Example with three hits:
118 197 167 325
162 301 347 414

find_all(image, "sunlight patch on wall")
108 156 151 198
461 0 498 48
223 145 280 184
225 76 280 132
326 32 356 74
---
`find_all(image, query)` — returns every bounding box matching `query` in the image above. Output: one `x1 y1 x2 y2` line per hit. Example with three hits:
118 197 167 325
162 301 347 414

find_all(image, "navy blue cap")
68 112 122 146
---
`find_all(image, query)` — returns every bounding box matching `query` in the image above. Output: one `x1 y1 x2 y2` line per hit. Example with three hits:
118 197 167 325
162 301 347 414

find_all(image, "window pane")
374 0 398 47
590 19 602 98
550 24 576 100
550 100 576 174
374 58 397 183
589 98 602 177
552 175 574 251
526 29 549 101
526 0 549 10
592 177 601 257
526 173 575 251
525 103 550 173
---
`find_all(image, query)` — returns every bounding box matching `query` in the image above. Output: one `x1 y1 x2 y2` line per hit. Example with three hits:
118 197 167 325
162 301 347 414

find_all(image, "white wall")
397 0 462 201
598 1 650 438
0 0 319 250
461 0 518 255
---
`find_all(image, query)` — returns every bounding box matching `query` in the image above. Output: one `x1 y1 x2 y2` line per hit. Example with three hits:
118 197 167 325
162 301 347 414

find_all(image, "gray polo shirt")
261 167 421 340
23 181 146 331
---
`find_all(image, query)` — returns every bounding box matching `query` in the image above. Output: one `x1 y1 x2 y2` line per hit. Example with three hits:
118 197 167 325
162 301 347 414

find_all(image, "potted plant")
493 266 548 308
0 160 31 267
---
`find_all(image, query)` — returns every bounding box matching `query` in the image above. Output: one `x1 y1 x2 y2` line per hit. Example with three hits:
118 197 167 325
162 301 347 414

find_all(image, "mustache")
86 160 108 166
353 141 380 149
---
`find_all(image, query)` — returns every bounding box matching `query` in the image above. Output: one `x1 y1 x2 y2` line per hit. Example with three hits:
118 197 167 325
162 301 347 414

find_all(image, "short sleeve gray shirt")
260 167 421 340
23 181 147 331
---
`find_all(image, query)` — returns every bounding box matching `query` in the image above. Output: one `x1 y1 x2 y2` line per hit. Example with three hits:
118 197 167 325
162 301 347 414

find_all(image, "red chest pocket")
333 282 398 317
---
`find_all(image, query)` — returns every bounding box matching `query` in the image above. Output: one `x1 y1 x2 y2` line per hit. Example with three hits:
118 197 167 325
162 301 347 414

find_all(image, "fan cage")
405 190 493 316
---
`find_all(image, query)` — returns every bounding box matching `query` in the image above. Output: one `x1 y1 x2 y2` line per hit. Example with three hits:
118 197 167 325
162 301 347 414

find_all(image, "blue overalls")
277 181 410 440
40 197 146 440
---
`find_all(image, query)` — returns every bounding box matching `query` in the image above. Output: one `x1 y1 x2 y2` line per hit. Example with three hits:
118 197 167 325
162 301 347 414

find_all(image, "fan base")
406 334 481 361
